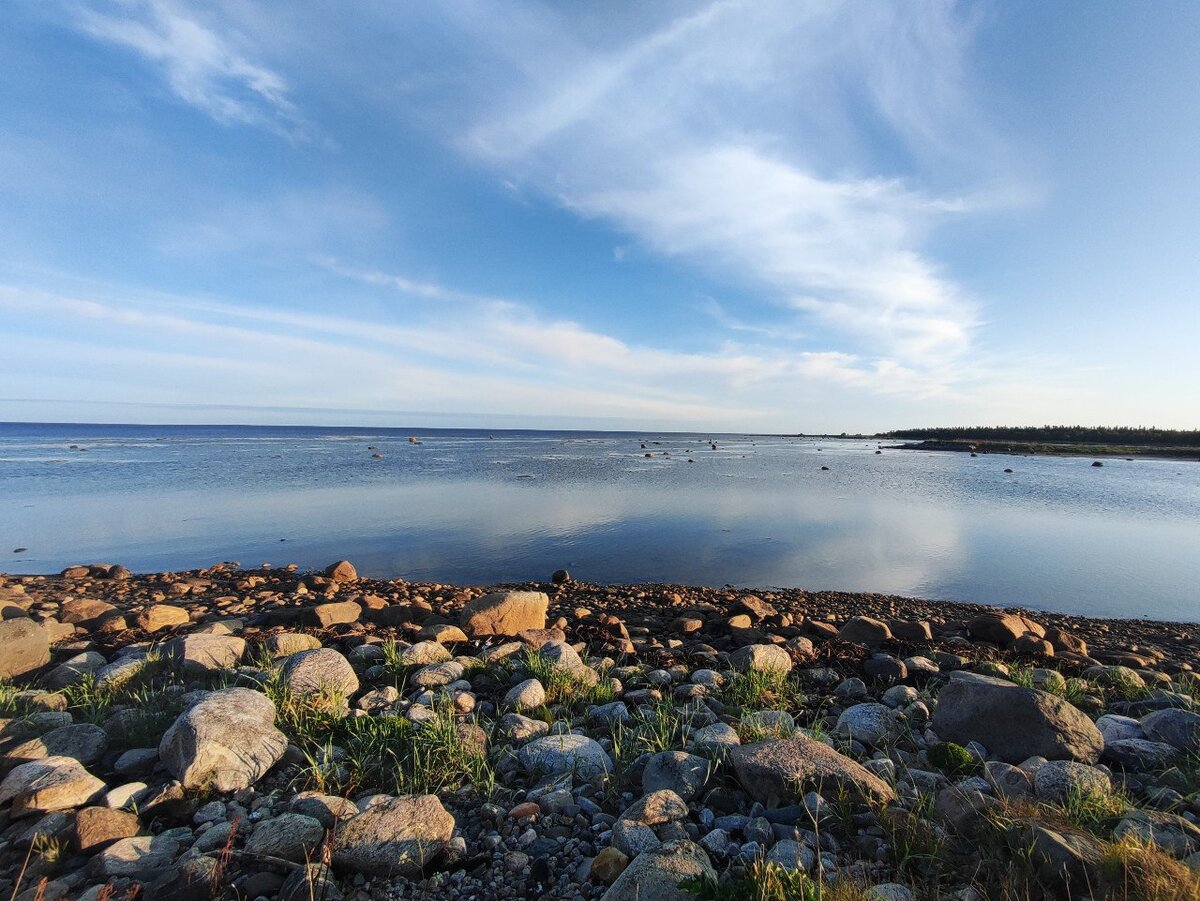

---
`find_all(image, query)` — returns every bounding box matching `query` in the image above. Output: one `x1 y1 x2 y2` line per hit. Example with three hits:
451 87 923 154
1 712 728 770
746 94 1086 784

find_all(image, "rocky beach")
1 561 1199 901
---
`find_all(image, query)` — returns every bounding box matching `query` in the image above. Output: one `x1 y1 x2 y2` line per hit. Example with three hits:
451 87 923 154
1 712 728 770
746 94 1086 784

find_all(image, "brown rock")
837 616 892 647
60 598 118 626
730 735 896 807
460 591 548 637
888 619 933 642
323 560 358 583
308 601 362 628
134 605 190 632
0 618 50 681
967 612 1045 645
75 806 139 852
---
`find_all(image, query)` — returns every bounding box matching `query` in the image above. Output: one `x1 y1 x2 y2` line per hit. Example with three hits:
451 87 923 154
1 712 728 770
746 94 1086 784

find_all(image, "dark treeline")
881 425 1200 447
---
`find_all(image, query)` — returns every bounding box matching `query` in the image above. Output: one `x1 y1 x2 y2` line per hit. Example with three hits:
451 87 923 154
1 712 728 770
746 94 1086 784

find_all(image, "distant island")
879 425 1200 460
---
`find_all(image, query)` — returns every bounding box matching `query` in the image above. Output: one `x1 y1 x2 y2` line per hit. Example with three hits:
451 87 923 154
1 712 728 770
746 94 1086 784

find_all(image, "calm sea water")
1 423 1198 621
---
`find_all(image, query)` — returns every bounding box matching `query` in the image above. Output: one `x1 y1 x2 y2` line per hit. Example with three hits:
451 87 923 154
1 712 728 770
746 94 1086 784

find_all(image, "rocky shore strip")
2 561 1199 901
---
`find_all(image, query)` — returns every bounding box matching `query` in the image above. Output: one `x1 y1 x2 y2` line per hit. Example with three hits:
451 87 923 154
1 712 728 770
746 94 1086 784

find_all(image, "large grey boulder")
0 618 49 681
158 688 287 791
642 751 711 802
163 634 246 678
599 839 716 901
245 812 327 863
835 703 902 748
44 651 107 690
519 734 612 780
279 648 359 700
460 591 548 637
932 673 1103 763
730 735 896 807
729 644 792 674
0 756 105 817
333 794 454 875
1141 708 1200 753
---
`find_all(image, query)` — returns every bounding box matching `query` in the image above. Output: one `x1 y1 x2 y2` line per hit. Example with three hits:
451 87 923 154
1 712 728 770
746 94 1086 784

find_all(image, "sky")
1 1 1198 433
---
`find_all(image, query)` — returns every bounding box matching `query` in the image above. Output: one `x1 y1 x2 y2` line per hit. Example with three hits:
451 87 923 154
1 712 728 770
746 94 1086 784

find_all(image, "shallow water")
2 423 1198 620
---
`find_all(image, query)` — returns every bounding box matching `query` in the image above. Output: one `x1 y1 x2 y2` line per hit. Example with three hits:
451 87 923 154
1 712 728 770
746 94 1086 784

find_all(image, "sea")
1 422 1198 621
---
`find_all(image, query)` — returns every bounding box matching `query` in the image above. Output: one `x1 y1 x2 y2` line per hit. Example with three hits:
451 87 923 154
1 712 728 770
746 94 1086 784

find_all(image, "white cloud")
74 0 311 139
446 1 999 368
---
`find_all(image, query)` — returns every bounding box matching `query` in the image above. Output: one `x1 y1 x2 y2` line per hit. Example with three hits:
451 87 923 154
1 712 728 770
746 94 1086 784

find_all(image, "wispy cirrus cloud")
73 0 311 140
449 0 1000 366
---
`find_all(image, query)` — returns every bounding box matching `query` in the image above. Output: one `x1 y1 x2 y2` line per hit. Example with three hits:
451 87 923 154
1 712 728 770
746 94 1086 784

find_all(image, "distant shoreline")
887 438 1200 461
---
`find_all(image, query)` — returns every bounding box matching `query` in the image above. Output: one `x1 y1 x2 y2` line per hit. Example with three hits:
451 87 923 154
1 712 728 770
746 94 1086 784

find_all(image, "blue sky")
1 1 1197 432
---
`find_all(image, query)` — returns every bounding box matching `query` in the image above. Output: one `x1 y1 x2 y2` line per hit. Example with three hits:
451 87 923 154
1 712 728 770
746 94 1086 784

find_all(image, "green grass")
0 681 30 717
259 671 348 748
722 669 805 713
56 655 187 751
682 860 868 901
1061 785 1130 832
519 647 615 709
609 701 691 767
300 702 496 798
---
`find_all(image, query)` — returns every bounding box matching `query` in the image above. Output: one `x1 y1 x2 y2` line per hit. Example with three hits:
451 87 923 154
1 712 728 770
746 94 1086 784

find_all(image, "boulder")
519 734 612 780
504 678 547 711
246 812 327 863
966 612 1044 645
837 616 892 647
729 644 792 674
642 752 710 801
333 794 454 875
158 688 287 791
0 618 49 681
599 839 716 901
835 703 902 748
266 632 324 658
1141 708 1200 753
730 735 896 807
0 756 105 816
43 651 108 690
1114 809 1200 857
279 648 359 700
1032 761 1111 803
2 723 108 771
460 591 549 637
163 635 246 678
309 601 362 628
932 673 1102 763
324 560 358 582
75 806 139 853
134 605 190 632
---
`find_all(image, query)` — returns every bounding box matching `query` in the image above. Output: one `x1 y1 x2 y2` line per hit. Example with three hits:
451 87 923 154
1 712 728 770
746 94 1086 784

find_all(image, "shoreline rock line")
0 561 1197 900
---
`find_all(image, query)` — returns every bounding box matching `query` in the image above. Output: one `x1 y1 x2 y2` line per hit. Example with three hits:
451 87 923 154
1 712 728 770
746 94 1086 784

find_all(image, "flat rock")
730 735 896 807
309 601 362 628
460 590 548 637
163 634 246 678
0 618 49 681
134 604 190 632
599 839 716 901
75 805 139 852
519 733 612 780
729 644 792 674
333 794 454 875
932 673 1103 763
0 755 105 816
246 812 326 862
3 723 108 771
158 687 287 791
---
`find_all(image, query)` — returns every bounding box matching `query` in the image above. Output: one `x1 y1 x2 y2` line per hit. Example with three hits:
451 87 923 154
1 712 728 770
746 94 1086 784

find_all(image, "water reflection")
1 426 1198 620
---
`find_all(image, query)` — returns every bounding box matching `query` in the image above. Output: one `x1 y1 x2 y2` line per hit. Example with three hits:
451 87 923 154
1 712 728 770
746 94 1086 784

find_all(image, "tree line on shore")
880 425 1200 447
